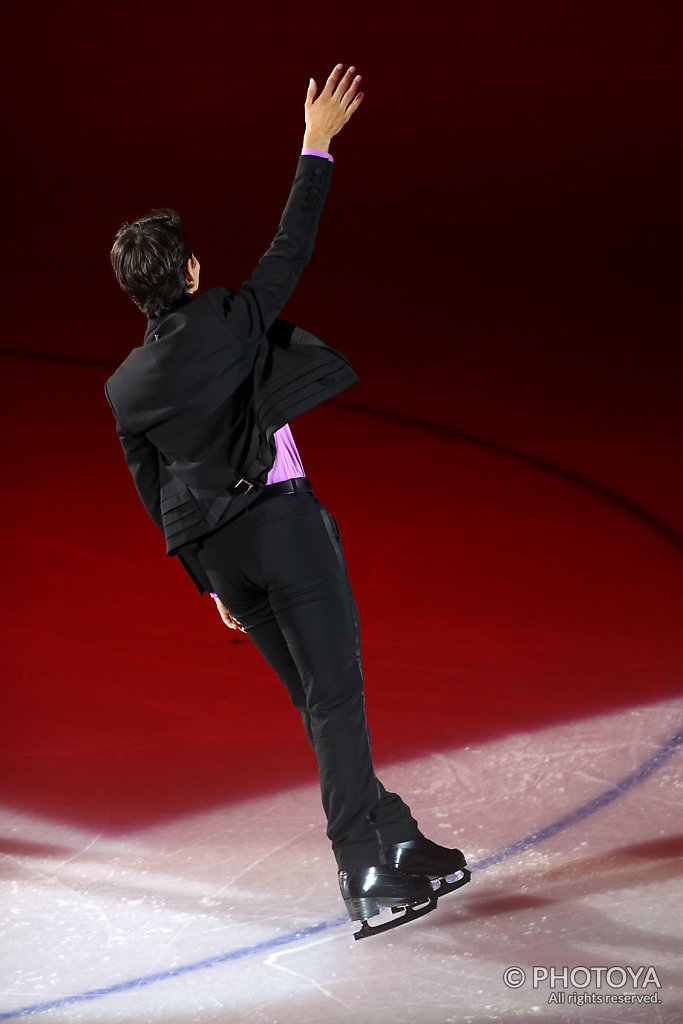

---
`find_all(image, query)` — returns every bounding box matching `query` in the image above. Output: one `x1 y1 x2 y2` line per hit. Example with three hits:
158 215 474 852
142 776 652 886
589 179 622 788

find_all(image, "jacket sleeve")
115 424 163 531
226 153 333 338
107 387 213 596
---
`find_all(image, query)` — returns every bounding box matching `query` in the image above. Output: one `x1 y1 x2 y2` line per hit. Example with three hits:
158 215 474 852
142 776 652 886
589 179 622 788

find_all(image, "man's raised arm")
231 64 364 336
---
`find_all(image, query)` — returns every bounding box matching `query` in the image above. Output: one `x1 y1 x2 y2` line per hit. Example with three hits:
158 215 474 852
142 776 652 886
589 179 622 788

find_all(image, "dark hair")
110 209 193 318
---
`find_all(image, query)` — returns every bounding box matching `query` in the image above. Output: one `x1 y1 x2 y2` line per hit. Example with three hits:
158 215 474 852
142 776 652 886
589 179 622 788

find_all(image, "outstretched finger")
331 65 358 100
339 74 363 110
322 63 347 96
345 89 364 115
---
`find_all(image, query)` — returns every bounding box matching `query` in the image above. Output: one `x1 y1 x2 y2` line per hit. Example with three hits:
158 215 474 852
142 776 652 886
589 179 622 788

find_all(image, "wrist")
302 132 331 153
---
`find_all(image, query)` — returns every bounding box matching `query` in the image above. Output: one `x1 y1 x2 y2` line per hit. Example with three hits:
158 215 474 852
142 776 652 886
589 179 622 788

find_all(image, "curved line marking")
2 725 682 1019
3 349 679 551
333 399 683 553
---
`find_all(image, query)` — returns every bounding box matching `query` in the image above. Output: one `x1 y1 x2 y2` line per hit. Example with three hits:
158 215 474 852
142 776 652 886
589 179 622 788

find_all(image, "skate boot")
383 836 467 879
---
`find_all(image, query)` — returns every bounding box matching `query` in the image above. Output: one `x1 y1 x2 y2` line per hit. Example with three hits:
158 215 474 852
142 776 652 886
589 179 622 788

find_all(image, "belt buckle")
234 477 255 495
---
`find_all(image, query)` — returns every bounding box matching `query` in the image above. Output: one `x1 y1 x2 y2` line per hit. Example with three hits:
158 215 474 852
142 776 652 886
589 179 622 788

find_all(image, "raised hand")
303 64 364 152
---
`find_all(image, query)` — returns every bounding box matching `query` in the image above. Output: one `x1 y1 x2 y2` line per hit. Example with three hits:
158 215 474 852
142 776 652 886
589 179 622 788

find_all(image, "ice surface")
1 700 682 1023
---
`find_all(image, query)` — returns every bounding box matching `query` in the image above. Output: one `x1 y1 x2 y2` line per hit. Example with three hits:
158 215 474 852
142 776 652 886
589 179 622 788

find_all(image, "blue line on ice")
2 726 682 1019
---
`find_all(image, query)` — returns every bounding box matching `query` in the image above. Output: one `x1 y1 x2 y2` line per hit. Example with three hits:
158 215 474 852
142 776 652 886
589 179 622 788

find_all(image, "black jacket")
105 154 358 592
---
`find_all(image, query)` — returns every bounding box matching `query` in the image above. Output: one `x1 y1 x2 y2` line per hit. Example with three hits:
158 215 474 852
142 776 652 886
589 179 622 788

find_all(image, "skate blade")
353 895 437 940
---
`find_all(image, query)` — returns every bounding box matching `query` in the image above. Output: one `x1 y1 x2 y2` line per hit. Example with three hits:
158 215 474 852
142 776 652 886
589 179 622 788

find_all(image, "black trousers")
196 485 420 870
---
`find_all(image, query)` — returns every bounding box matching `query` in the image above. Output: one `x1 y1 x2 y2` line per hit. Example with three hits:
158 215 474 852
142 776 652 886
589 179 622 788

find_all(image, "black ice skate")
338 865 433 938
342 837 471 940
339 853 471 940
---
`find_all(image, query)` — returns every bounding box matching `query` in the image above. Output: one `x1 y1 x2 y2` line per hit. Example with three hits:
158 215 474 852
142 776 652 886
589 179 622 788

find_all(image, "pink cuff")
209 592 218 599
301 148 334 163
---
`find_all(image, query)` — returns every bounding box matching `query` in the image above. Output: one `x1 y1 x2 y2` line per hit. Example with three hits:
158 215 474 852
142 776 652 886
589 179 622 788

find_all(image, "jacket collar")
144 296 192 344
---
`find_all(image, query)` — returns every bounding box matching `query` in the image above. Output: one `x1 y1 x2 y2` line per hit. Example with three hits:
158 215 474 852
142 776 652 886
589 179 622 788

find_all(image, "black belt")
250 476 312 505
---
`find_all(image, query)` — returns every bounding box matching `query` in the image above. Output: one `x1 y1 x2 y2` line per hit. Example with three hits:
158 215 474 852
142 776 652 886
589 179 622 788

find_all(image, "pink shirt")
266 424 305 484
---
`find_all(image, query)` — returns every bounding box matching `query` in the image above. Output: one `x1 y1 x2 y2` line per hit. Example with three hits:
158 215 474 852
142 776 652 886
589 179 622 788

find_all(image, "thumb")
305 77 317 106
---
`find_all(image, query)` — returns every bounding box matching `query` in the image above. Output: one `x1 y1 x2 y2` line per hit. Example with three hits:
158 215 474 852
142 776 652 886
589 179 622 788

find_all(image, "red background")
3 1 681 832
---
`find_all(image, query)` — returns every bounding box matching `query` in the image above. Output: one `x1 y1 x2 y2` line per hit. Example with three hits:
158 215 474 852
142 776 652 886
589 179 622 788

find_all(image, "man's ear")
185 256 196 285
